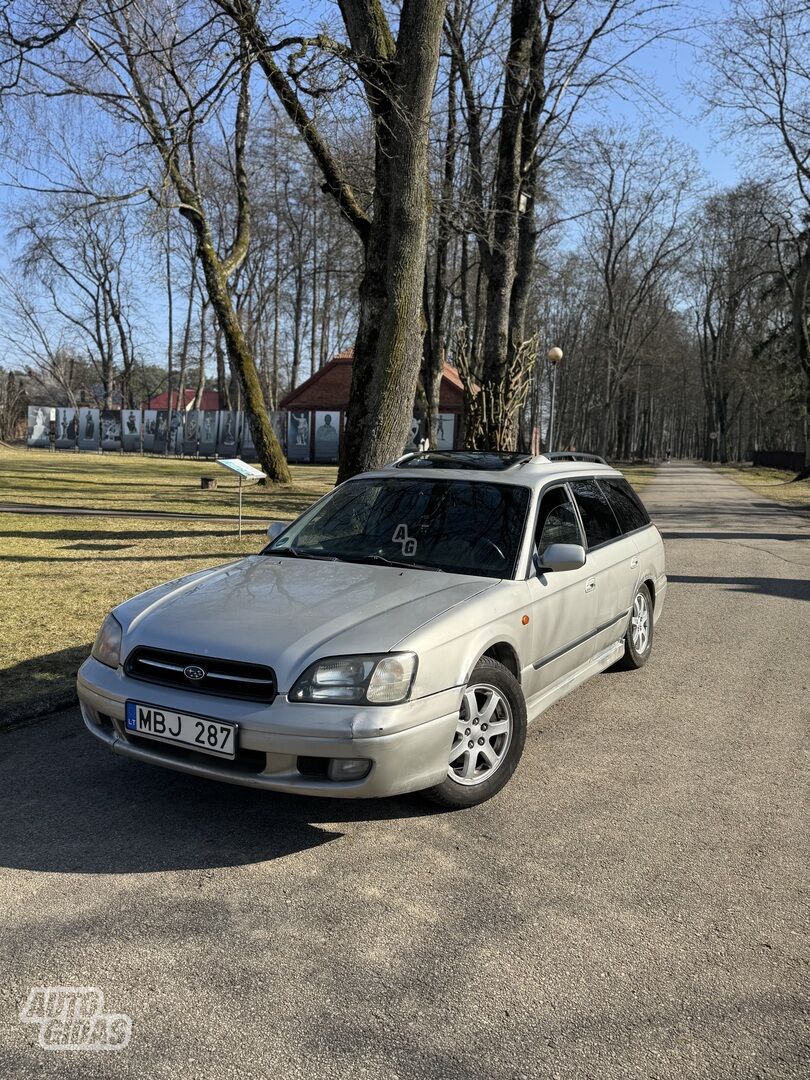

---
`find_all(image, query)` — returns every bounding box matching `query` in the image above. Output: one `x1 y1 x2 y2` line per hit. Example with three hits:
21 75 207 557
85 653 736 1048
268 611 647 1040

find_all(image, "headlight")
91 613 123 669
289 653 417 705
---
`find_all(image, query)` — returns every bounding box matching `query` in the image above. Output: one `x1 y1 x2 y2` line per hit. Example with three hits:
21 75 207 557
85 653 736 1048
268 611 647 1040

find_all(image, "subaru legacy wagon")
78 451 666 808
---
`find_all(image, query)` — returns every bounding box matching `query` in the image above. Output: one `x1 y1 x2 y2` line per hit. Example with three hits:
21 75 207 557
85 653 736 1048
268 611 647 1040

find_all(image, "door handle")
585 578 596 593
630 557 639 569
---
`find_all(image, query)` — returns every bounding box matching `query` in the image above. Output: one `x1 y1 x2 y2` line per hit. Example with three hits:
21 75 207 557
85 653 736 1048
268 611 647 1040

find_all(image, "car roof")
359 452 622 488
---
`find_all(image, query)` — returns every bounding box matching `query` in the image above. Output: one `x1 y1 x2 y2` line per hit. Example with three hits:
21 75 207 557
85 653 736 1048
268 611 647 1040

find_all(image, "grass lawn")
712 463 810 509
0 445 335 518
0 447 336 725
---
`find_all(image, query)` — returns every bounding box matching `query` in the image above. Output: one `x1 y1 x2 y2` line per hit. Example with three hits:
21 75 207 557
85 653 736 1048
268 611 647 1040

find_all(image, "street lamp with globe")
546 346 563 453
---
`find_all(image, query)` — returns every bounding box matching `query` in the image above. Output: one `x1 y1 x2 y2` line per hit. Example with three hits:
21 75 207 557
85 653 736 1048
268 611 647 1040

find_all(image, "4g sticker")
392 524 417 557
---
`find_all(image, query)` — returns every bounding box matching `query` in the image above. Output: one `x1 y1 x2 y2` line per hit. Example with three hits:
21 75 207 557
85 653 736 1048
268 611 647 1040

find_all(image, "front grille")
125 647 276 703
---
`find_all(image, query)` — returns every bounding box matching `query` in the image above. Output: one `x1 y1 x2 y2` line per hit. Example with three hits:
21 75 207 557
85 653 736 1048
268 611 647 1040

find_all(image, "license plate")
124 702 237 759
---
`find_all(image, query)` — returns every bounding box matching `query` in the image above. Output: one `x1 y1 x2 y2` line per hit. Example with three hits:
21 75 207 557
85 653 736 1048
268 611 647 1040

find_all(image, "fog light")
327 758 371 781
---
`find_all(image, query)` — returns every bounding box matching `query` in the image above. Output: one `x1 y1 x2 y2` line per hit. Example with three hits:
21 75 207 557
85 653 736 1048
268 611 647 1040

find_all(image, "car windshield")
264 477 531 578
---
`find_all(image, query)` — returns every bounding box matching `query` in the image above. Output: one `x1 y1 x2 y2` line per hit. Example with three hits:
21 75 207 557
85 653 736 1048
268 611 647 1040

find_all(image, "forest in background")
0 0 807 472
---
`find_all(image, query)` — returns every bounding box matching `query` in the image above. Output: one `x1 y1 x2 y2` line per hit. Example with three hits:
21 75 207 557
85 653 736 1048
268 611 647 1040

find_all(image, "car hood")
116 555 496 690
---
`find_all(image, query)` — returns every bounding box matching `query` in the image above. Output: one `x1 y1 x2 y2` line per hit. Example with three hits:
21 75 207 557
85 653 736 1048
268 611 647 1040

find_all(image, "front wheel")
422 656 527 809
614 582 654 670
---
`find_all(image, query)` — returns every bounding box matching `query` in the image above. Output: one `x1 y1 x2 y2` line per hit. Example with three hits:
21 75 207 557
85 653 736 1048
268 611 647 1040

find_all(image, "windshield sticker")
392 524 417 557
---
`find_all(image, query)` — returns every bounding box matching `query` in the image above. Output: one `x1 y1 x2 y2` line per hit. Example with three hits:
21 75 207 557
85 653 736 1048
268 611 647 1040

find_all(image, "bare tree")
216 0 447 481
0 270 87 405
578 129 696 455
13 199 141 407
0 1 81 92
687 183 778 462
446 0 676 448
0 365 26 439
709 0 810 469
21 2 291 480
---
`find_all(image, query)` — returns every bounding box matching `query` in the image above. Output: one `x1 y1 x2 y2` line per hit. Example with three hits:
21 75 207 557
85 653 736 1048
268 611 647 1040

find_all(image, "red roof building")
145 389 224 411
280 348 465 413
279 348 464 461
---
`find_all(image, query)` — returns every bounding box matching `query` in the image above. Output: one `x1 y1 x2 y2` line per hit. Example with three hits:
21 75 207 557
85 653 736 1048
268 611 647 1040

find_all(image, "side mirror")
537 543 586 573
267 521 286 541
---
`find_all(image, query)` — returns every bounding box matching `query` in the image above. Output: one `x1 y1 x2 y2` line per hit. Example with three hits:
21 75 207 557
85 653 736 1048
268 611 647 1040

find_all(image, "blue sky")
580 0 740 190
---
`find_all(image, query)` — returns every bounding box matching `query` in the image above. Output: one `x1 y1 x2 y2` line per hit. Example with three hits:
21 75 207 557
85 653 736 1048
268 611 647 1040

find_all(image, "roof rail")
387 450 535 472
545 451 607 465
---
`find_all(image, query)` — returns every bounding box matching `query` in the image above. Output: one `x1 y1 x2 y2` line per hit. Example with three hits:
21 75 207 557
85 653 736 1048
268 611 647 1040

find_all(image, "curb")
0 690 79 733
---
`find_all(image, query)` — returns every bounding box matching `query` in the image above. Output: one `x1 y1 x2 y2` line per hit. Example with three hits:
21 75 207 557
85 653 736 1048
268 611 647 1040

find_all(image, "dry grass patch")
0 448 337 724
713 464 810 509
0 446 335 519
0 514 273 725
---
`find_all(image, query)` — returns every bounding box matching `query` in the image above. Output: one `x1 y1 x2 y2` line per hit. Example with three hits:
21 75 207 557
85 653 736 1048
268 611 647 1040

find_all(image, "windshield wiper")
341 553 444 572
268 548 338 561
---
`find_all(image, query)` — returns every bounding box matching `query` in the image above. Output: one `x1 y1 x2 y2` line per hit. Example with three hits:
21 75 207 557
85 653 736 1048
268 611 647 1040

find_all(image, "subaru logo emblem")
183 664 206 681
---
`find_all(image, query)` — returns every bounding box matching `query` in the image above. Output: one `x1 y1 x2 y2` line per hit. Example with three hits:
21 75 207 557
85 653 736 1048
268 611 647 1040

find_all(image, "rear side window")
599 478 650 534
569 479 622 549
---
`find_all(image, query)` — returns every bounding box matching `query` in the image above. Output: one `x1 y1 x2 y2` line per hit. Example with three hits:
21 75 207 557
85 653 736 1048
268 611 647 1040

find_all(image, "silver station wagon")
78 451 666 808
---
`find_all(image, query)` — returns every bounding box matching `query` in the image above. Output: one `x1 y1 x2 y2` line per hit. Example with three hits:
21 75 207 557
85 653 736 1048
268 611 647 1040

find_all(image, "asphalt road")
1 464 807 1079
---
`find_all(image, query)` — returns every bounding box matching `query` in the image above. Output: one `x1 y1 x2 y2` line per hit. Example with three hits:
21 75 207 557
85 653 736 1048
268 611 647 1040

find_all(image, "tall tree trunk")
175 273 196 417
192 299 209 408
424 45 458 446
310 191 318 376
337 0 448 480
792 236 810 471
507 15 544 367
291 261 304 389
215 326 231 410
223 0 447 482
165 223 174 453
478 0 537 449
193 227 290 482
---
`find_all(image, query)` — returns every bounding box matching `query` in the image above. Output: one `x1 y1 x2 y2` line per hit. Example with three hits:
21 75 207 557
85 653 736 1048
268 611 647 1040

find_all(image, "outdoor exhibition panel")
26 406 290 461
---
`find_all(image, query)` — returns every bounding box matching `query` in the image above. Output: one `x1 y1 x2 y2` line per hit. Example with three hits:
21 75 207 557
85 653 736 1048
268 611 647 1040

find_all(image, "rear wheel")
422 656 527 809
615 582 653 670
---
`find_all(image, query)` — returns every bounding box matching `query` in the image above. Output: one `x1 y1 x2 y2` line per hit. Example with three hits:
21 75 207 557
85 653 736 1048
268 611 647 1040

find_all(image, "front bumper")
77 657 460 798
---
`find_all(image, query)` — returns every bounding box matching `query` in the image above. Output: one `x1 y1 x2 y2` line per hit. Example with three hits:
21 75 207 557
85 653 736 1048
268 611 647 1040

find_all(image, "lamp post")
546 346 563 453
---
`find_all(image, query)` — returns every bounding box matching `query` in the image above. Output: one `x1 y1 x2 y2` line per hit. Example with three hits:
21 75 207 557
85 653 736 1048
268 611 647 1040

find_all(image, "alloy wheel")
631 591 650 654
448 683 513 786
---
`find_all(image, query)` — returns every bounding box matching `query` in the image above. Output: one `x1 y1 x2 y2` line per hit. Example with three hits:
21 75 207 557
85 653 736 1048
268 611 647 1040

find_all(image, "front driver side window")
535 486 581 557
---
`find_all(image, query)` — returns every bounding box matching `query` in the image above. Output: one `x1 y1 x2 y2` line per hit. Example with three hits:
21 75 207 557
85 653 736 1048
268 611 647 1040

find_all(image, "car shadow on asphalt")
0 708 441 876
667 573 810 601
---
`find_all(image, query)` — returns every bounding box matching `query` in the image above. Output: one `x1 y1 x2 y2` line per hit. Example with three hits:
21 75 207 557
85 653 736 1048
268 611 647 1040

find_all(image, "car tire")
422 655 527 809
614 582 654 670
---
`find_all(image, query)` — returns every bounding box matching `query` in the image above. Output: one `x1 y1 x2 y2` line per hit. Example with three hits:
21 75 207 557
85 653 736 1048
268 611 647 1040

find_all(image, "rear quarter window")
568 478 622 548
599 478 650 534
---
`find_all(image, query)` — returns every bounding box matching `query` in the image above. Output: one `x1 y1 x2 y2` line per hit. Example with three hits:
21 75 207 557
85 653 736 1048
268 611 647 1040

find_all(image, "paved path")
0 464 807 1079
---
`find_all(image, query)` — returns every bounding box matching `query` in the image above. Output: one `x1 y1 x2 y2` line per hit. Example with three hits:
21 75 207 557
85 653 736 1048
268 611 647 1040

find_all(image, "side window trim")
528 481 586 572
562 481 588 550
568 474 625 553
